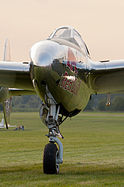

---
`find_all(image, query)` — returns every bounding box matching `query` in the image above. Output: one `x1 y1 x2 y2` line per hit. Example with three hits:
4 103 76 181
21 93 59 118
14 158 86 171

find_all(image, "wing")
89 59 124 94
0 40 35 129
0 60 35 128
0 61 34 91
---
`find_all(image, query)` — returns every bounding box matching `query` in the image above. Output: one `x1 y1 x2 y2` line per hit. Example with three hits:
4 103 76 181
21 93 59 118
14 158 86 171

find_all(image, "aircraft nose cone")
30 40 58 67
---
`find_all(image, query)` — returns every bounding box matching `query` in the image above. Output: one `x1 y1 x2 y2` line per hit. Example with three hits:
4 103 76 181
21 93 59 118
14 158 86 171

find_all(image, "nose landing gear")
40 88 65 174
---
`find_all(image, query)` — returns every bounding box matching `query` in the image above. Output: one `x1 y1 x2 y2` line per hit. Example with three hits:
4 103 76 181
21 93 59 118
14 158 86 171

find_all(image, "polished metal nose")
37 52 52 67
30 40 58 67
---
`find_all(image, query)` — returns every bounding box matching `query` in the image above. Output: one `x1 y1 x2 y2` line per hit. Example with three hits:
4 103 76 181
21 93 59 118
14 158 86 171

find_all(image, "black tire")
43 143 59 174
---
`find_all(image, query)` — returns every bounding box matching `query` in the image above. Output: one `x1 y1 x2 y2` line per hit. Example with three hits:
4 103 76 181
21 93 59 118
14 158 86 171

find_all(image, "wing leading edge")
1 59 124 96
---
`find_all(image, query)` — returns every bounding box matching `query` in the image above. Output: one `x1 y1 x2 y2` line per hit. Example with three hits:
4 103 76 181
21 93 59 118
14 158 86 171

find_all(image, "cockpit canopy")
49 26 90 56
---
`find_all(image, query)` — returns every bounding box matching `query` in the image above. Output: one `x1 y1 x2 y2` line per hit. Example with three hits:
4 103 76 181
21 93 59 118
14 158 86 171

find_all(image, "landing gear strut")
40 87 65 174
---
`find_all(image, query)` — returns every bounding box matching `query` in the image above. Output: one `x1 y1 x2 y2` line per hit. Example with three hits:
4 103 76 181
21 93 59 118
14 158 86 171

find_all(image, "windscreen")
49 26 90 56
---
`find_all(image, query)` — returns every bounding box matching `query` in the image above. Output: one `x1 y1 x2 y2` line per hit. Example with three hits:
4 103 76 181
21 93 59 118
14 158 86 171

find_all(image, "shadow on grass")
0 163 124 177
62 163 124 176
0 163 124 186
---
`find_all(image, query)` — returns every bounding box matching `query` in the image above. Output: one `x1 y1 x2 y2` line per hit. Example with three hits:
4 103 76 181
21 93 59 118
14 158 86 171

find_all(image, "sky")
0 0 124 61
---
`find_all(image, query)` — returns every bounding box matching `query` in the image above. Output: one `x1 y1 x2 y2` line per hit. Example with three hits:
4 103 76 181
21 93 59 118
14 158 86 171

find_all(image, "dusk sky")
0 0 124 61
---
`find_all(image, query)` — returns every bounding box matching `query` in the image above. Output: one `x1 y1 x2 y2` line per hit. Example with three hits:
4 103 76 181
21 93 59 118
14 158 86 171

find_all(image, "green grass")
0 112 124 186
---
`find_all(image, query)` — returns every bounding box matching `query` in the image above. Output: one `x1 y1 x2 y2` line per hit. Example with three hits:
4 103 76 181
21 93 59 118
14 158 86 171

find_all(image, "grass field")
0 112 124 186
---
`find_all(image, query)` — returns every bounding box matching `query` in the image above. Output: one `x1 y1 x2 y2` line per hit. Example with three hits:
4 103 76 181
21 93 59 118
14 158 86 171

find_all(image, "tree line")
1 94 124 112
85 94 124 112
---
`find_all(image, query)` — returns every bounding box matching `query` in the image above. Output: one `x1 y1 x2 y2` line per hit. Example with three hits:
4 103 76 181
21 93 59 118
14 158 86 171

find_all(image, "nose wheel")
43 135 63 174
43 143 59 174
